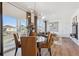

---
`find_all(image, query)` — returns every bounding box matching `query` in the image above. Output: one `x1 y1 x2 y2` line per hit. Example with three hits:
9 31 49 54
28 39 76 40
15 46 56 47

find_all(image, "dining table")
19 33 48 42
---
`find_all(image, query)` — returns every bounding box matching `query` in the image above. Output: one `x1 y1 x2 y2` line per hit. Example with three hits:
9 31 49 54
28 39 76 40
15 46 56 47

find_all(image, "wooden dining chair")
16 33 19 39
30 32 40 56
38 32 53 56
21 36 37 56
51 33 58 41
30 32 36 36
13 33 21 56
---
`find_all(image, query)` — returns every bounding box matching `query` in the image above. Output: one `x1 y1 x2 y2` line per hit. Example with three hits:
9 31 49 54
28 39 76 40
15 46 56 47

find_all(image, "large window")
3 16 28 54
3 16 17 53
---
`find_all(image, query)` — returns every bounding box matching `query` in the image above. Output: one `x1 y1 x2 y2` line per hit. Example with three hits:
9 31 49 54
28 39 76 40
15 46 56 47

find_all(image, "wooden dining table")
19 33 47 42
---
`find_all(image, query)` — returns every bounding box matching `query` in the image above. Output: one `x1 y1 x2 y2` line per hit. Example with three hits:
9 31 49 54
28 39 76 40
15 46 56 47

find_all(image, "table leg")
39 48 41 56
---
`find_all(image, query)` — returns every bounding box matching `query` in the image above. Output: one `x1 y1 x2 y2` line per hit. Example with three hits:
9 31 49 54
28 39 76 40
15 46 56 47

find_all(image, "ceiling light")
42 16 45 19
28 15 31 18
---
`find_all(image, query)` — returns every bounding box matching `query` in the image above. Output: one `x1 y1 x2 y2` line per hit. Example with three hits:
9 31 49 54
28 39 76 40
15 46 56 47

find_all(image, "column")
0 2 3 56
26 12 31 35
34 16 37 34
44 20 47 33
27 12 31 25
31 10 34 24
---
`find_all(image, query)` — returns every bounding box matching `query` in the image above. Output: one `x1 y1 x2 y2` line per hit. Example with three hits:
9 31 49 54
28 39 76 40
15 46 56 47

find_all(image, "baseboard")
3 47 15 54
70 37 79 46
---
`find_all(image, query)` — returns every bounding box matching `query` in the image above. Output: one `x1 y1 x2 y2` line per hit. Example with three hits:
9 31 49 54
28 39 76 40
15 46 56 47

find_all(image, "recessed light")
28 15 31 18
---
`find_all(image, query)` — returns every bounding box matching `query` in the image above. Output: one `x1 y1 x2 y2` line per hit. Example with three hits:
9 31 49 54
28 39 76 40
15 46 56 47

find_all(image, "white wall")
47 17 72 37
47 19 62 36
61 17 72 37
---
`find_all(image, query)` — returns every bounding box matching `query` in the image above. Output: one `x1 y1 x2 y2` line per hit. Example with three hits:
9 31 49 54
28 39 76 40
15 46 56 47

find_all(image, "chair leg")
48 48 52 56
15 48 18 56
39 48 41 56
37 52 39 56
37 53 38 56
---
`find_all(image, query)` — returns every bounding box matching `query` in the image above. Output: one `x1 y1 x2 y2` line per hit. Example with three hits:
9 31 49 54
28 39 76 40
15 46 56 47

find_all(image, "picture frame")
48 22 59 32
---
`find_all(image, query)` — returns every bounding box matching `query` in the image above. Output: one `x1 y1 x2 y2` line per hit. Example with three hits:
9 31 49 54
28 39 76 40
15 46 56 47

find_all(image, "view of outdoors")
3 16 28 53
37 20 45 33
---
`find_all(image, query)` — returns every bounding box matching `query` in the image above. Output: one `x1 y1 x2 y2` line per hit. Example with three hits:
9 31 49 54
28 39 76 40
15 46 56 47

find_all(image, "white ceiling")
6 2 79 21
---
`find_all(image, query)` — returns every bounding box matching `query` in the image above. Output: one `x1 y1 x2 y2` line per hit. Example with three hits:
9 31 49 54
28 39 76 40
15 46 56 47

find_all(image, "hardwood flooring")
52 37 79 56
4 37 79 56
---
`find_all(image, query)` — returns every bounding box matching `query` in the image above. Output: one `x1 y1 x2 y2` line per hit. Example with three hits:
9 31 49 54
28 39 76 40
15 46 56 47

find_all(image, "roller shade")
3 3 26 19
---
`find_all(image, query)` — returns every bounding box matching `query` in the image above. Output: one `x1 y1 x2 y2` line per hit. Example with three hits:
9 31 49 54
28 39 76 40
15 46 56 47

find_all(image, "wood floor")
4 37 79 56
52 37 79 56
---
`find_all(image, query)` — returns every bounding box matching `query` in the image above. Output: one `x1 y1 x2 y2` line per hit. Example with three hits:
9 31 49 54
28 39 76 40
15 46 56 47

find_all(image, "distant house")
3 25 16 32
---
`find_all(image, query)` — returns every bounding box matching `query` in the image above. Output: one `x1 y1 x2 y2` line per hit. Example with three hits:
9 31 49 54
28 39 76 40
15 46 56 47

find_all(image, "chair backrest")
16 33 19 39
13 33 19 47
51 34 54 41
47 32 51 43
30 32 36 36
21 36 37 56
49 34 53 45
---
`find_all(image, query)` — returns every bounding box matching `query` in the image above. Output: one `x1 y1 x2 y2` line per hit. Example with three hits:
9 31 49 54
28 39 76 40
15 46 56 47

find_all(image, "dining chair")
51 33 58 41
21 36 37 56
38 32 53 56
29 32 39 56
13 33 21 56
16 33 19 39
30 31 36 36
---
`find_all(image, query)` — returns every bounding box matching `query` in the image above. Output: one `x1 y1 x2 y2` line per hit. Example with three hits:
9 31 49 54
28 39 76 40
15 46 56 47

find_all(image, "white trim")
70 37 79 46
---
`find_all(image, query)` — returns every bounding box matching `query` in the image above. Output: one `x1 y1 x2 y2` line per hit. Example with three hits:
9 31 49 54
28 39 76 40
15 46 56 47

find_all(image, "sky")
3 16 27 27
3 16 44 28
3 16 17 27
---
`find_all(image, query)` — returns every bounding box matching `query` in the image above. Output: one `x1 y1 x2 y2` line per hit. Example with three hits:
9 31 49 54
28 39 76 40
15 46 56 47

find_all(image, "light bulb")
42 16 45 19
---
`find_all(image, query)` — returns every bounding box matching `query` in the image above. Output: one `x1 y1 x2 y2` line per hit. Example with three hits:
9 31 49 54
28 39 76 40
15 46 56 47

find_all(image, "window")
3 16 17 53
20 19 28 34
37 20 45 33
3 16 28 54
